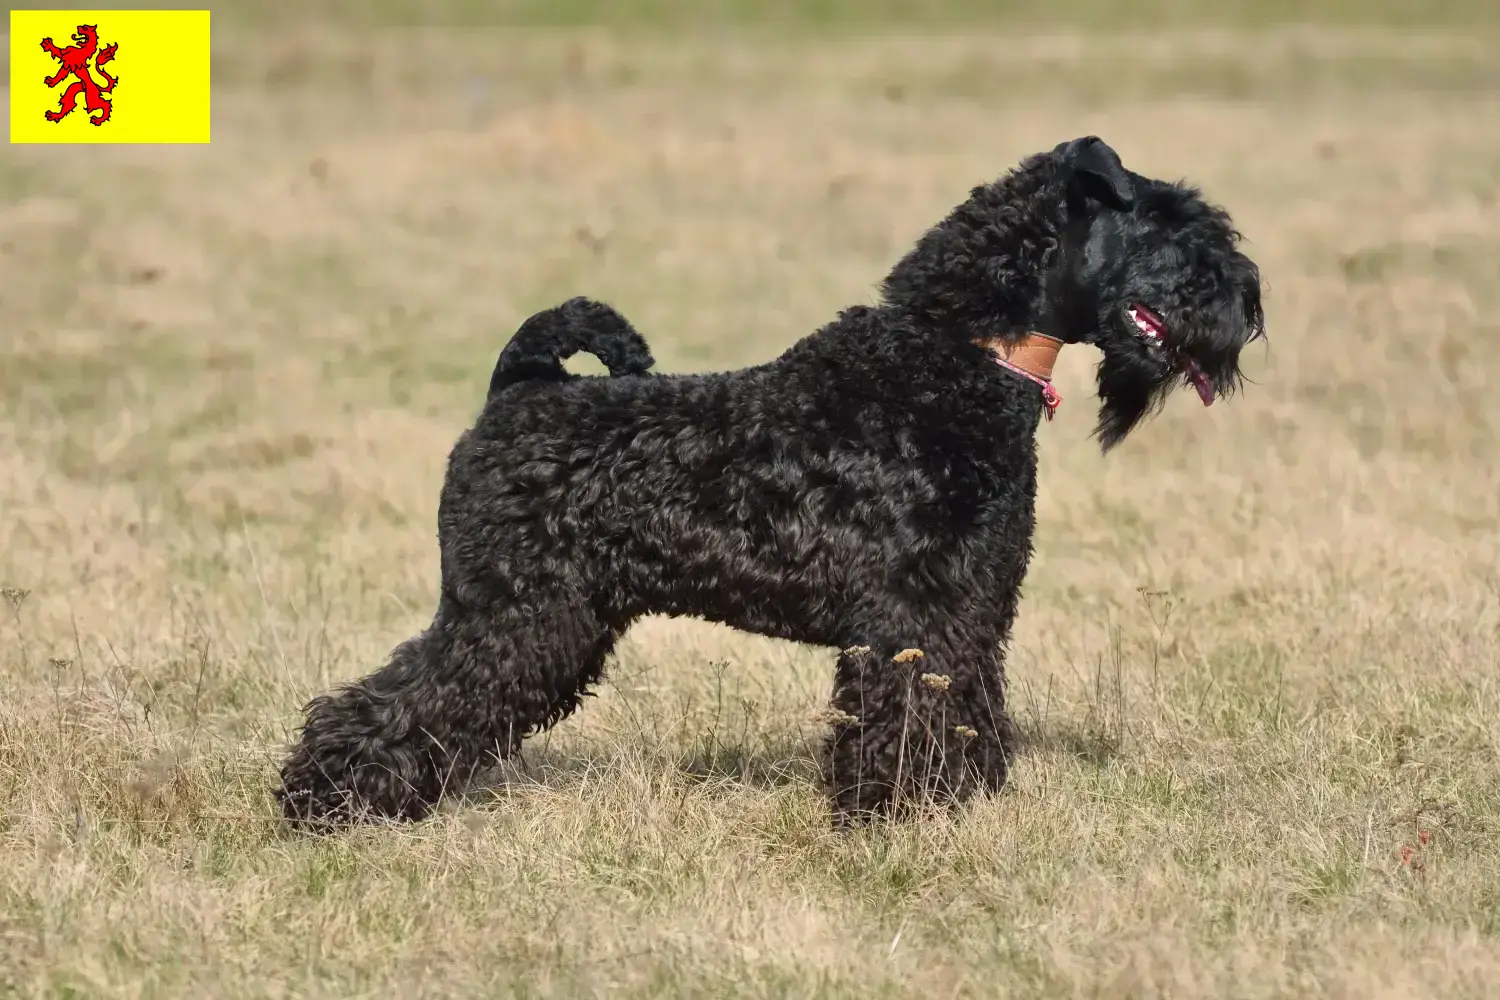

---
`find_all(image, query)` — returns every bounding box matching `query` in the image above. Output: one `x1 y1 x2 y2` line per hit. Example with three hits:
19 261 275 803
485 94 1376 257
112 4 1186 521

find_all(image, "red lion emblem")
41 24 119 126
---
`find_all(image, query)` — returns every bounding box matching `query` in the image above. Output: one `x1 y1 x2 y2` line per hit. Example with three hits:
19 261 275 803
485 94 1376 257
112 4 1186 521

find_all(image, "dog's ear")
1053 136 1135 211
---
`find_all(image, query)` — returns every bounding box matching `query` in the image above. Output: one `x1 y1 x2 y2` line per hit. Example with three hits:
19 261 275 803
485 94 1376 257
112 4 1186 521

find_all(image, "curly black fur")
275 136 1265 829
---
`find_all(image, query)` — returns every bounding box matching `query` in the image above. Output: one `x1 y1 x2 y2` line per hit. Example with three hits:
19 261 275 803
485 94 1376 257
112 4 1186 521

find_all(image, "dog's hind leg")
822 626 1015 826
275 584 618 828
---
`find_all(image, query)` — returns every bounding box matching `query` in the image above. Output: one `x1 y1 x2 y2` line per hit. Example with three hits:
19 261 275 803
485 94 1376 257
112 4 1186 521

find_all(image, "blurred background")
2 2 1499 997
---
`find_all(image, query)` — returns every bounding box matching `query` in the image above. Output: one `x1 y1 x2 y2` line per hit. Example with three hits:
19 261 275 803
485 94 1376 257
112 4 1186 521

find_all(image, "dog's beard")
1093 345 1175 451
1092 330 1250 452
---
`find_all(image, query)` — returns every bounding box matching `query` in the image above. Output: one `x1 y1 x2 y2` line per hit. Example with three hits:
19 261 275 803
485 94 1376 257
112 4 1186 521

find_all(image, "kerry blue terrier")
275 136 1265 828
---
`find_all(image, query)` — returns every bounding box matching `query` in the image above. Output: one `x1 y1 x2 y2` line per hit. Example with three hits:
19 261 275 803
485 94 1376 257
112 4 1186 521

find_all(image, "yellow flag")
10 9 211 143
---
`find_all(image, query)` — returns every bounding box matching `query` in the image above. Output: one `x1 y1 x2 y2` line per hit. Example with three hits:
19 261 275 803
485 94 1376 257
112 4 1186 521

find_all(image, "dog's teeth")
1129 308 1163 342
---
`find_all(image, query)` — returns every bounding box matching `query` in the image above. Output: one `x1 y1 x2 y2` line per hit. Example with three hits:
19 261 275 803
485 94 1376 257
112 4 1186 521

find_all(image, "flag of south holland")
10 9 211 143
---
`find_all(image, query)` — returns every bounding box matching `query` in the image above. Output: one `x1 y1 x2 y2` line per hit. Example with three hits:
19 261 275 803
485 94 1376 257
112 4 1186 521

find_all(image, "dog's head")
1040 136 1266 450
881 135 1265 451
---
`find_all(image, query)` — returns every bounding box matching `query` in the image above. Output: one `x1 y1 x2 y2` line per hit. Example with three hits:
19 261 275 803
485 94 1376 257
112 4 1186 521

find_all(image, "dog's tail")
488 296 656 398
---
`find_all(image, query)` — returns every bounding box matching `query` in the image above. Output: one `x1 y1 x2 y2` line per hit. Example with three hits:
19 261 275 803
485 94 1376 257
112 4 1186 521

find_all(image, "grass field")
3 2 1500 996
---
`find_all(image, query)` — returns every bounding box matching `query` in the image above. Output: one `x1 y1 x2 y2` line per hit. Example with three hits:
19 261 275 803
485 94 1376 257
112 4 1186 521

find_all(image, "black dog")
275 136 1265 829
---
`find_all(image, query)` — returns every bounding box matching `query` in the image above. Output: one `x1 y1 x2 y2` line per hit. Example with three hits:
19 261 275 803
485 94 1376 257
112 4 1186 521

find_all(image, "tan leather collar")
978 332 1064 382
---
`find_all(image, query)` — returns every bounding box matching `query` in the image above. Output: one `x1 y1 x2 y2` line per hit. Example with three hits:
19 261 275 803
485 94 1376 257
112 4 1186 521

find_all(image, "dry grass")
3 17 1500 999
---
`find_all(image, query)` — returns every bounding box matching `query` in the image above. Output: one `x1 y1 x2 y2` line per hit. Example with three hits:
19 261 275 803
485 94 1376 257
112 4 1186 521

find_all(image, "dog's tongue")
1183 358 1214 406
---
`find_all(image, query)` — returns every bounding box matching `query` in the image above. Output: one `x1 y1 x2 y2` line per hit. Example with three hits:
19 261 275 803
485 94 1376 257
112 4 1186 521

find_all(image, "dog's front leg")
821 629 1015 826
